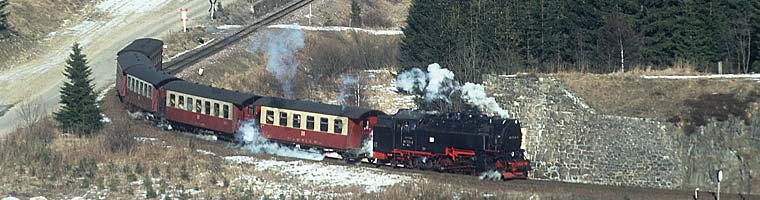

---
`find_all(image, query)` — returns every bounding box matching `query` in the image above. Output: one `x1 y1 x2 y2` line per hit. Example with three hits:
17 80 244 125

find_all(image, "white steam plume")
236 121 325 161
461 83 509 118
395 63 510 118
395 67 426 93
247 27 305 98
423 64 459 102
338 74 359 106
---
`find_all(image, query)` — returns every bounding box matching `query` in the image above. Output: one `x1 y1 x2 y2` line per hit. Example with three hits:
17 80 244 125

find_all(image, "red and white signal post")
180 8 189 32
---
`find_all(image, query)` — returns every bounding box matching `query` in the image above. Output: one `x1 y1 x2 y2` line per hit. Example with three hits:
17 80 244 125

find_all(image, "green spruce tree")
0 0 9 34
350 0 362 27
54 43 104 136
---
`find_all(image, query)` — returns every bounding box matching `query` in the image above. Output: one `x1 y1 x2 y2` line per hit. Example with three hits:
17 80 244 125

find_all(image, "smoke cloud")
236 121 325 161
248 28 305 98
337 74 359 106
461 83 509 118
395 67 426 93
395 63 510 118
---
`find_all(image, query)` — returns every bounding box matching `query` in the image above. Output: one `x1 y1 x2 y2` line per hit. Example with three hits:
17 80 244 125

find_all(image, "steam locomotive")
115 38 530 179
373 110 529 178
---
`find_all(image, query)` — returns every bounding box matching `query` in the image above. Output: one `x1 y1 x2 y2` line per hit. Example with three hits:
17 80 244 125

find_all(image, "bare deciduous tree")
16 101 46 132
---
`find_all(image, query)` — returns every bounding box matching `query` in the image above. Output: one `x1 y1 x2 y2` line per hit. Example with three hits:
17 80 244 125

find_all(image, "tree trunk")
620 38 625 73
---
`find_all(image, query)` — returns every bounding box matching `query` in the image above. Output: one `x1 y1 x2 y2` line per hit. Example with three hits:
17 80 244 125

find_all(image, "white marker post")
717 170 723 200
180 8 189 32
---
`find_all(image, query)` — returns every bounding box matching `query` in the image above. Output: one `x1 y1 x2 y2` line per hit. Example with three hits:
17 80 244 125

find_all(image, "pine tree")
54 43 104 136
350 0 362 27
399 0 454 70
0 0 9 34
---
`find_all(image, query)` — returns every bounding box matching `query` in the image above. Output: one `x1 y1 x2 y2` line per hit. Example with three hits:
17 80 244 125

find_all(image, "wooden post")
718 61 723 74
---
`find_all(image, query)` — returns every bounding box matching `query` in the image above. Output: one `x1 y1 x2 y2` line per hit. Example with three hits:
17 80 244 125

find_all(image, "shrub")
135 162 144 175
127 172 137 182
96 177 105 190
105 119 135 153
180 163 191 180
151 165 161 178
144 176 157 198
109 177 119 191
80 178 91 189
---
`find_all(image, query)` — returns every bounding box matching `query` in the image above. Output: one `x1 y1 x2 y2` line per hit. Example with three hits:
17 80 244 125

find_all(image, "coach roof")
123 65 179 86
254 97 384 119
117 51 152 70
117 38 164 57
163 80 259 106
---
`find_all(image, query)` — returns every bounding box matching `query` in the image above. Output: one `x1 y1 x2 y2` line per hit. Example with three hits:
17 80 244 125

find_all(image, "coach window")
195 99 202 113
223 105 230 119
128 77 133 91
204 101 211 115
248 106 254 115
169 94 176 107
319 117 329 132
187 97 193 111
265 110 275 124
279 112 287 126
306 116 315 130
178 96 185 109
334 119 344 134
292 114 302 128
213 103 220 117
147 86 152 99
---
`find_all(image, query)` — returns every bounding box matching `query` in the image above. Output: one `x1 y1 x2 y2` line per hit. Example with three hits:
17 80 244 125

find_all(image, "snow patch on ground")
96 85 113 102
268 24 404 35
232 174 346 198
216 25 243 30
196 149 217 156
100 113 111 123
96 0 171 15
167 39 216 61
133 137 159 142
224 156 416 193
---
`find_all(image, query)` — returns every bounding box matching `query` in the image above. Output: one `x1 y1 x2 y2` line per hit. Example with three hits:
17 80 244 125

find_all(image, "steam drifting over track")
162 0 314 74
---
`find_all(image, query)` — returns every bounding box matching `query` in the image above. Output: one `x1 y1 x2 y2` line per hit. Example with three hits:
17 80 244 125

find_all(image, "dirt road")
0 0 236 135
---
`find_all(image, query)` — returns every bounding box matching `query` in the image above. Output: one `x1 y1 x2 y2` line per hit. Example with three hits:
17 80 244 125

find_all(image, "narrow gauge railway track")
163 0 314 74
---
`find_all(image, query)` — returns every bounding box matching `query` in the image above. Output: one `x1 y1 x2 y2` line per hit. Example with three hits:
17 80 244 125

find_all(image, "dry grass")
0 0 92 70
162 28 212 59
557 72 760 134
